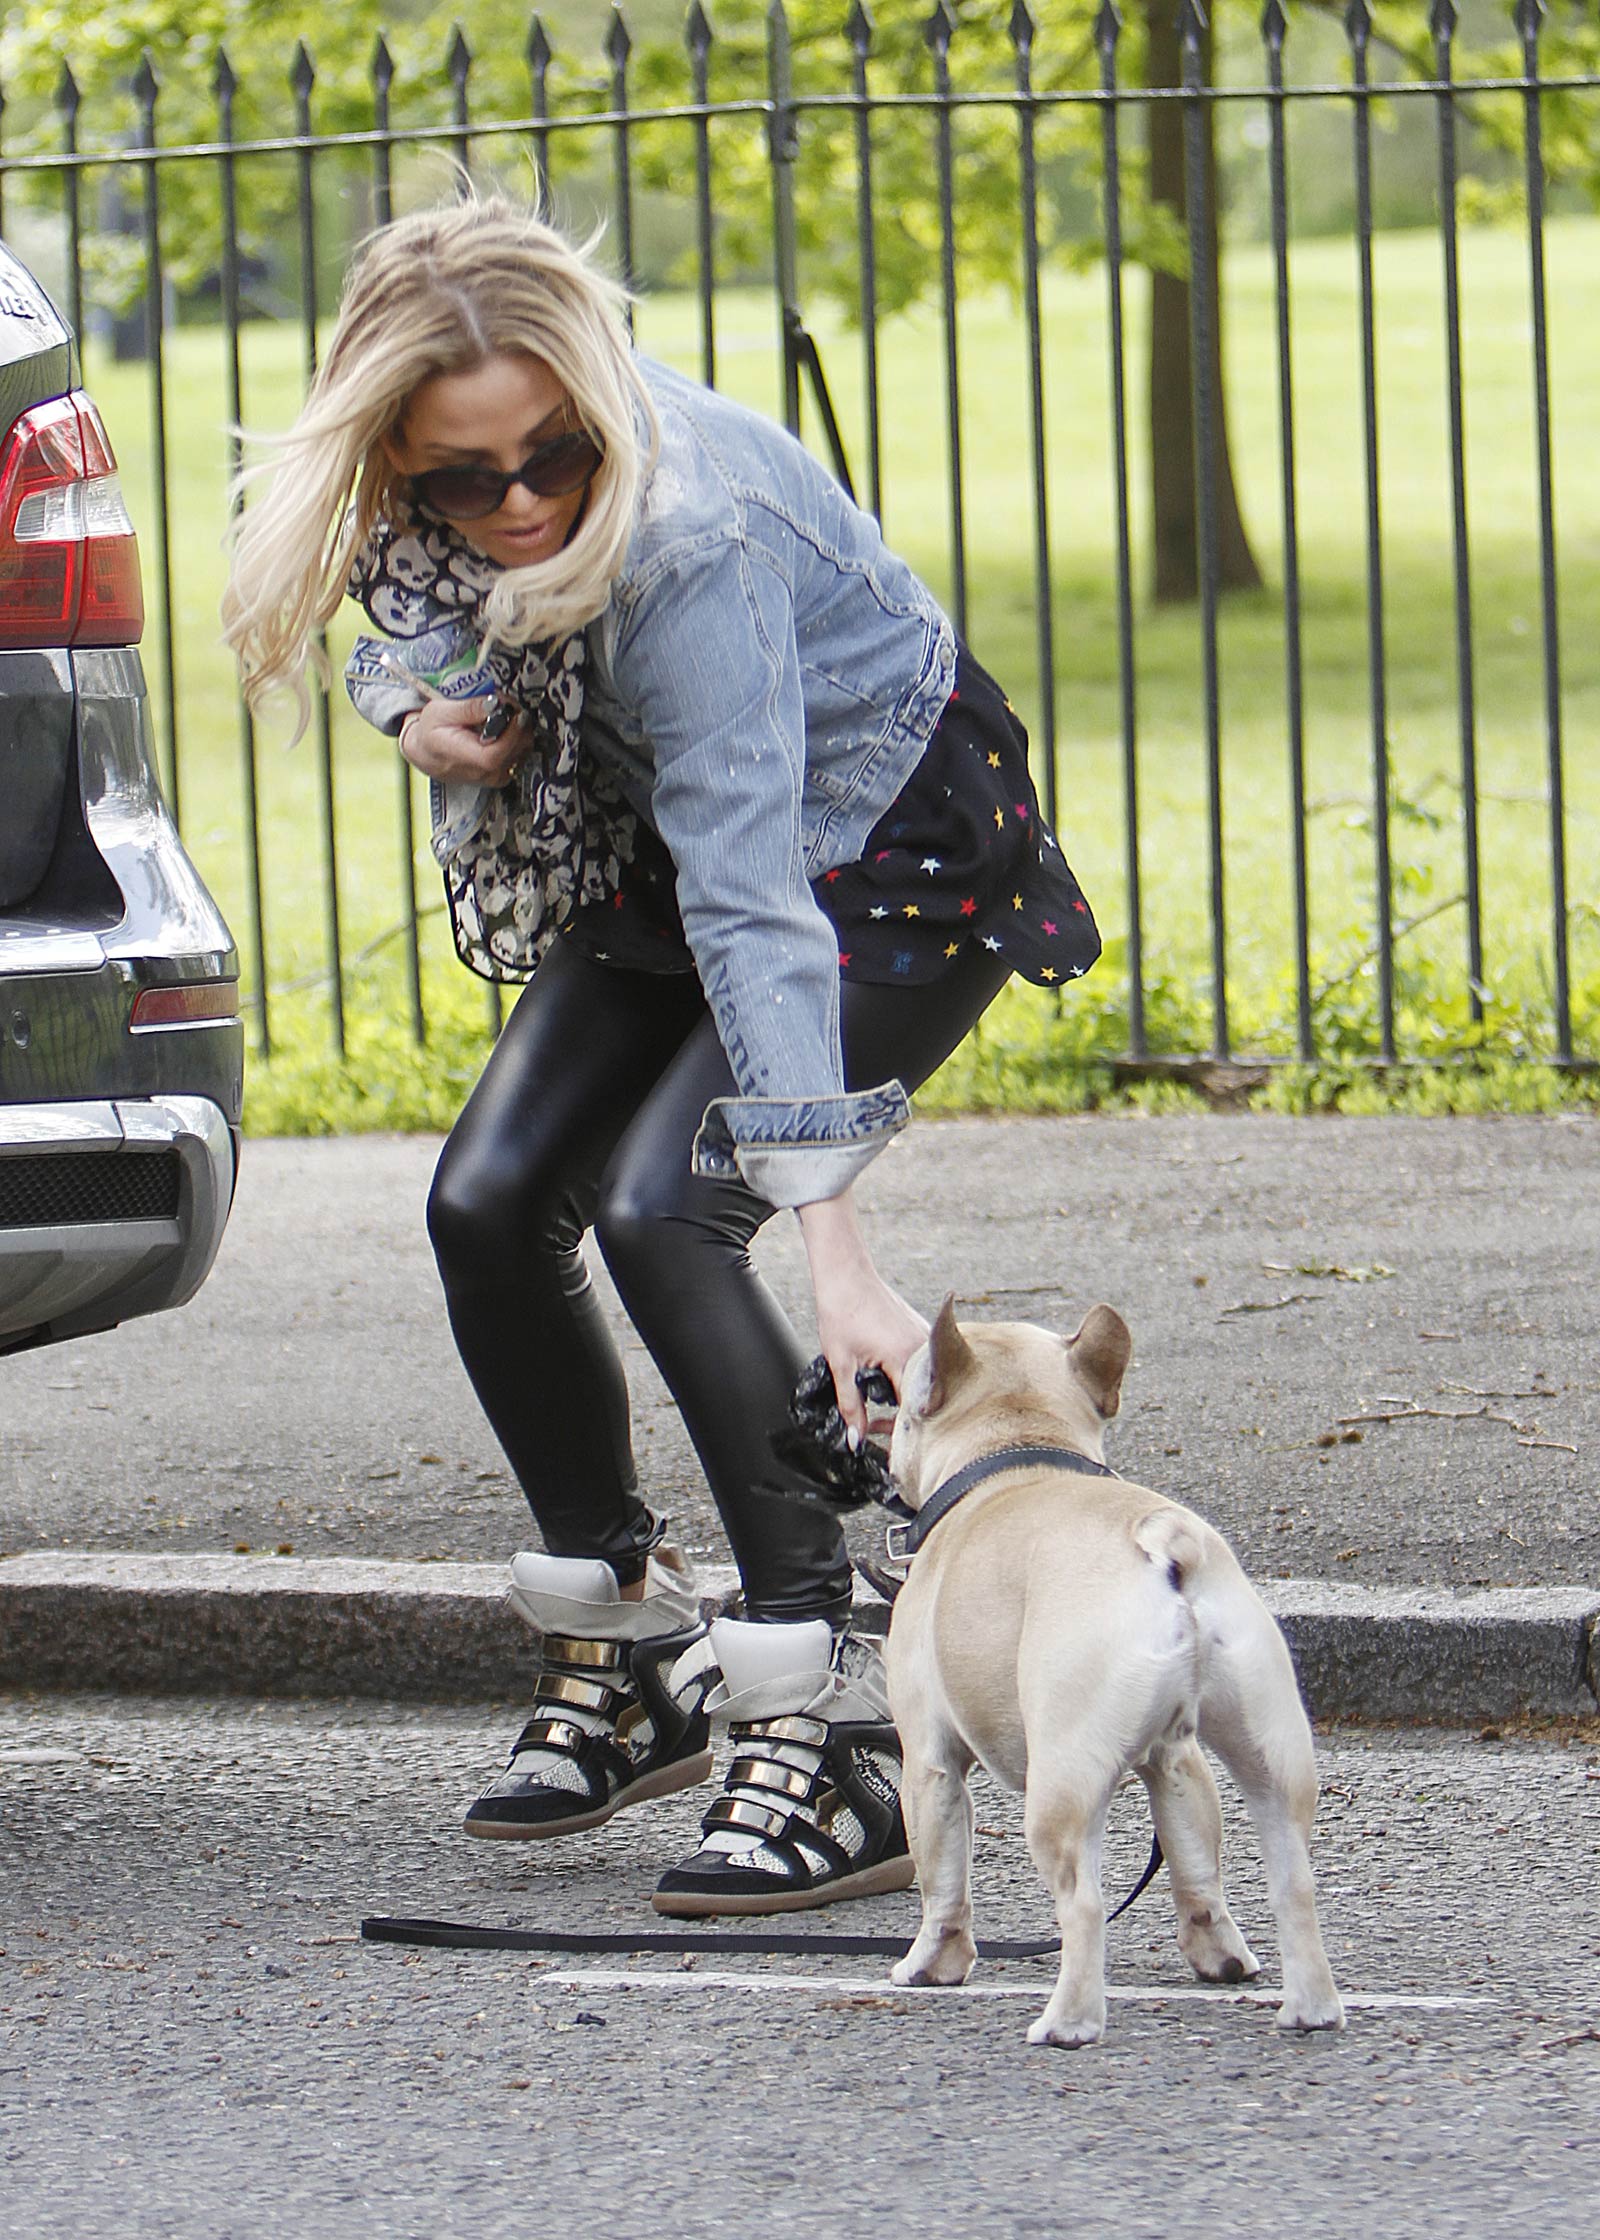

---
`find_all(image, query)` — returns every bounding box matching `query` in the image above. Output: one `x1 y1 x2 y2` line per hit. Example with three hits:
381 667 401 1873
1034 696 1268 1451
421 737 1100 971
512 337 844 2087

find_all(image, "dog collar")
887 1443 1120 1564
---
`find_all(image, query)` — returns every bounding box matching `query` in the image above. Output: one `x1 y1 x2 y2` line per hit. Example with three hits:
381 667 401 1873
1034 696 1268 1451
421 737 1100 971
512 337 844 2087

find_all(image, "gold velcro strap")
534 1672 614 1713
542 1634 625 1670
729 1755 813 1801
514 1717 588 1757
731 1715 828 1749
705 1795 790 1842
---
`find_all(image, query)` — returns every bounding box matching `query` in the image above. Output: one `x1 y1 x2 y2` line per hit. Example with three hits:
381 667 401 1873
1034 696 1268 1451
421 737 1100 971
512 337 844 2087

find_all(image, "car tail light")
129 982 240 1031
0 392 144 649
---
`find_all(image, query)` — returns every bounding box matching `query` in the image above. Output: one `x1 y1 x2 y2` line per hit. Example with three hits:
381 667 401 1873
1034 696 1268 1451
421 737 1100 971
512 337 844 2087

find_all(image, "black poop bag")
770 1354 899 1511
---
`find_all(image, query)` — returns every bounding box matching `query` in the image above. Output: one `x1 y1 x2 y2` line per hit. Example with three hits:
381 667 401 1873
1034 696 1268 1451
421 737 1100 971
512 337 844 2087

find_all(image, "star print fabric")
814 651 1100 989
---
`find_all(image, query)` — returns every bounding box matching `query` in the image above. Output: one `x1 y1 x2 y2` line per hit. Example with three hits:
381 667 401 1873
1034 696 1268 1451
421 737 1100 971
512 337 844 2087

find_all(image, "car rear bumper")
0 1092 236 1352
0 935 244 1122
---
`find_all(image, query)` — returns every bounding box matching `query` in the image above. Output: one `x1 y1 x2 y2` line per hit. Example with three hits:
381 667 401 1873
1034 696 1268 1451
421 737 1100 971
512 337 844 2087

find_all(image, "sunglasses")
409 429 603 521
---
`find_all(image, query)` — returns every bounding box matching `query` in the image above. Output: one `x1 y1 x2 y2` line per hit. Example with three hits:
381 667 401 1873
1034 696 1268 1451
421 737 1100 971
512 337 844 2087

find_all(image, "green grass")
79 213 1600 1131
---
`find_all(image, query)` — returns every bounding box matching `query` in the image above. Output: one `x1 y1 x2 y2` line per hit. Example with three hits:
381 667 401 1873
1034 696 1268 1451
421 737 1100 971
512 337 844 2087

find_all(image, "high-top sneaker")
463 1546 716 1841
652 1617 915 1916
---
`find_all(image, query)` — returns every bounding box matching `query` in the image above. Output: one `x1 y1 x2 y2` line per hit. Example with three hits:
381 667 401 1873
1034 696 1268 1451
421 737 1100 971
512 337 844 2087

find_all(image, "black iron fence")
1 1 1594 1076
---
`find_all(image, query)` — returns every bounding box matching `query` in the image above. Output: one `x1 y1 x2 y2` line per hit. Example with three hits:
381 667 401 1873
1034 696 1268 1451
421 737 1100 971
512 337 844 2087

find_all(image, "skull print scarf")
344 509 646 983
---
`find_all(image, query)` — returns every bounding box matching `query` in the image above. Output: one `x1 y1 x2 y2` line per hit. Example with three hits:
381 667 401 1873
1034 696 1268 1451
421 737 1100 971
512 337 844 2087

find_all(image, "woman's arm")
797 1187 929 1442
609 545 926 1422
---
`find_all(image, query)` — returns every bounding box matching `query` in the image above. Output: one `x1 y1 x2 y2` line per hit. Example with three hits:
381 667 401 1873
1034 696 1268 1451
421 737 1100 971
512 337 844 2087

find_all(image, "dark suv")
0 240 242 1355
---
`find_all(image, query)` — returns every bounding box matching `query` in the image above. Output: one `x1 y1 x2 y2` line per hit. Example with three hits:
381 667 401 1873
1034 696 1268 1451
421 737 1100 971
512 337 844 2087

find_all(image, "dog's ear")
924 1292 977 1415
1066 1304 1131 1420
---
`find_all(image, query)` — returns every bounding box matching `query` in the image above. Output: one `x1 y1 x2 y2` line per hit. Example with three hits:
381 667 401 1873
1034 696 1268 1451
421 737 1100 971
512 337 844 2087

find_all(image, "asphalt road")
4 1113 1598 1592
3 1691 1598 2238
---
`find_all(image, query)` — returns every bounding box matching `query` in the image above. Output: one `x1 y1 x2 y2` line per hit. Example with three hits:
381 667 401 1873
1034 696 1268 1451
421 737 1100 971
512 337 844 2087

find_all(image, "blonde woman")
225 197 1098 1915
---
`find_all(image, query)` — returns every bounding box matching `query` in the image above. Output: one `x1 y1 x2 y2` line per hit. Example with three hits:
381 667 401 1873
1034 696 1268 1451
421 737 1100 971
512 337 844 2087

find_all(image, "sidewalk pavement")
2 1113 1597 1721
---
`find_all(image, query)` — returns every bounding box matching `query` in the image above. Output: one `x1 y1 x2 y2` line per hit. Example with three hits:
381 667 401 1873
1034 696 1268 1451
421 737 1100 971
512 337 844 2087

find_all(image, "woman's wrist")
796 1187 870 1278
796 1185 927 1439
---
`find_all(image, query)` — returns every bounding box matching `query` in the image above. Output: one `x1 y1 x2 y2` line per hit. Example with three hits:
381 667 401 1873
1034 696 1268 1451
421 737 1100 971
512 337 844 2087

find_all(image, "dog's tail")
1132 1507 1209 1594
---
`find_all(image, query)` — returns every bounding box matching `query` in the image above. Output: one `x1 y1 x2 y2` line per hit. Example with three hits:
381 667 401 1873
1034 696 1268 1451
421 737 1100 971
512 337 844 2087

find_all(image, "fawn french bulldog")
884 1298 1344 2048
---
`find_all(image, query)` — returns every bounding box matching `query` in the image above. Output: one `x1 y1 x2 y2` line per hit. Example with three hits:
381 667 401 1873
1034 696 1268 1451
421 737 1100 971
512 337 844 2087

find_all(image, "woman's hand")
397 696 531 790
796 1187 928 1447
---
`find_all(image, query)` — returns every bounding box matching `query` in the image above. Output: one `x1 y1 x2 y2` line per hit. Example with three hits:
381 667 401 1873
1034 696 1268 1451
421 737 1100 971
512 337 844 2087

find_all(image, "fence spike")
1008 0 1035 58
447 23 472 87
526 15 552 74
1428 0 1457 43
604 4 633 66
924 0 955 56
845 0 874 59
371 33 395 94
132 49 160 110
289 41 316 100
1343 0 1372 54
1093 0 1122 57
687 0 714 59
1260 0 1287 54
1512 0 1545 47
57 59 81 119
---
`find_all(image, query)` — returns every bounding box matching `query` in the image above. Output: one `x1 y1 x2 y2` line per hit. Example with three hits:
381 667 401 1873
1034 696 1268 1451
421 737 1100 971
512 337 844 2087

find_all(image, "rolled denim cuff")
691 1081 910 1209
344 635 421 737
345 642 492 866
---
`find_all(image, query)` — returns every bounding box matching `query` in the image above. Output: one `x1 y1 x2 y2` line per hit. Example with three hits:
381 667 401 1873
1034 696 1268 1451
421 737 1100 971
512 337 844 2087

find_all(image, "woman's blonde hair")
221 194 655 735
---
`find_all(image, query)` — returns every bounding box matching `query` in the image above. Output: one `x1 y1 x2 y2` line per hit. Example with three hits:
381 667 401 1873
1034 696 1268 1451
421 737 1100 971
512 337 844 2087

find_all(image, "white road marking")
521 1967 1488 2013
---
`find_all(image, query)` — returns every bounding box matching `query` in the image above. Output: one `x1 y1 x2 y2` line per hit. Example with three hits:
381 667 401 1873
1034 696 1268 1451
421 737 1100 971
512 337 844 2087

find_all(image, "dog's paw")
1027 2009 1104 2050
1181 1914 1261 1986
892 1933 975 1989
890 1959 949 1989
1275 1992 1346 2033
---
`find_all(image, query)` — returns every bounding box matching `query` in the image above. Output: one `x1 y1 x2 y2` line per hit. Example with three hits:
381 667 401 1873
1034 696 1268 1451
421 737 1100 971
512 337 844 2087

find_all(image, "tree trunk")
1144 0 1262 604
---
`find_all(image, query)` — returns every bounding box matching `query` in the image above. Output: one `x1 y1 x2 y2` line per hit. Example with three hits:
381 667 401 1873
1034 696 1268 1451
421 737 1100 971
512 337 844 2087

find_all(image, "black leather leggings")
426 936 1011 1622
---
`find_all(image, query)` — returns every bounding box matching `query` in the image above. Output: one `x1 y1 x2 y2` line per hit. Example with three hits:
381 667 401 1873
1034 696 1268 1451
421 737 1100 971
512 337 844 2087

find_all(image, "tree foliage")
621 1 1176 319
2 0 1594 318
2 0 1592 602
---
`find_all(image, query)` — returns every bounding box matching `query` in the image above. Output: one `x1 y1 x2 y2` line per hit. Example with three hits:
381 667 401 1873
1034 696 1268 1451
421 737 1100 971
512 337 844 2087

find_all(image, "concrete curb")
1 1553 1597 1722
1257 1580 1600 1723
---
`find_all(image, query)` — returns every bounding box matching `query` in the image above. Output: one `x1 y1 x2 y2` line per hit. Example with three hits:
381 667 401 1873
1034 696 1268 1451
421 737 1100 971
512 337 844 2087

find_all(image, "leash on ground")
359 1834 1163 1960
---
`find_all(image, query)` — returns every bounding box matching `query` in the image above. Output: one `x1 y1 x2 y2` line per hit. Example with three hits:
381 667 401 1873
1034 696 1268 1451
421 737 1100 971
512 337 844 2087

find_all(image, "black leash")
358 1836 1163 1962
362 1918 1053 1960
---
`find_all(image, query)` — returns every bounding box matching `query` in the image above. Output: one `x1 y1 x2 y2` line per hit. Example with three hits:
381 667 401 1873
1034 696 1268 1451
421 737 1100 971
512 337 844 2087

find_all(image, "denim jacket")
585 358 957 1206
